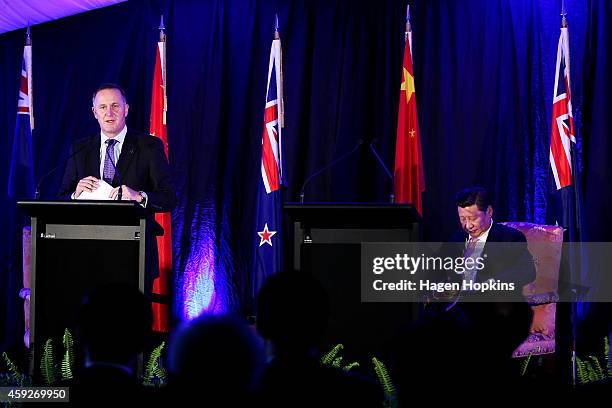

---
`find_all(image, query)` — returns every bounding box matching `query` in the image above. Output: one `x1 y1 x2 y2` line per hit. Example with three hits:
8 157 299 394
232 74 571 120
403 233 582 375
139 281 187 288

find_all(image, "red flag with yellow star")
394 21 425 215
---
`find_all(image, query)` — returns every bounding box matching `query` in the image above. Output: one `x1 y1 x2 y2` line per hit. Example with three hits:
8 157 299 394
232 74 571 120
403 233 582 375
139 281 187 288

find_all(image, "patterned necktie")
464 238 478 258
463 238 479 285
102 139 117 184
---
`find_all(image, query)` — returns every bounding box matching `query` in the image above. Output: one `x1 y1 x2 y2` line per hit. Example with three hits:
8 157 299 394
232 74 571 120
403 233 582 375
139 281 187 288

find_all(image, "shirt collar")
100 126 127 146
470 218 494 243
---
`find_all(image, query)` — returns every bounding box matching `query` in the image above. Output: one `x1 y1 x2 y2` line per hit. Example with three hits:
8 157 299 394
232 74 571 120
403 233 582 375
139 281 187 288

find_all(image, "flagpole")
252 13 285 304
150 14 171 332
159 15 167 126
275 14 284 129
274 14 284 184
394 1 425 214
561 0 567 27
558 0 577 387
25 24 34 130
406 4 412 55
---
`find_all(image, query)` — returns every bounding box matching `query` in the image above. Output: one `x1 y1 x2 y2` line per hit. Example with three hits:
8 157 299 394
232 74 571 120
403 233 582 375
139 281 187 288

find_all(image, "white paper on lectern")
76 179 114 200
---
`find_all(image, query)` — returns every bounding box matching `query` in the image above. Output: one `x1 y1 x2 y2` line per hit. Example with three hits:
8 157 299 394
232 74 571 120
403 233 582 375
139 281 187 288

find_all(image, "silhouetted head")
256 271 330 354
77 283 152 364
168 314 263 399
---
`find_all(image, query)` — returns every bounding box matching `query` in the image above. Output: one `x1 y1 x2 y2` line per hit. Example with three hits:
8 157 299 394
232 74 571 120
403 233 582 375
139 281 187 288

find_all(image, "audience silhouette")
71 283 152 404
255 271 382 406
167 313 263 405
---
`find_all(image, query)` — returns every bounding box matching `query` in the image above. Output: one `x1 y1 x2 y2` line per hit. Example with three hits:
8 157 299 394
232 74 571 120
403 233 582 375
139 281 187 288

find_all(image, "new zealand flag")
253 27 284 302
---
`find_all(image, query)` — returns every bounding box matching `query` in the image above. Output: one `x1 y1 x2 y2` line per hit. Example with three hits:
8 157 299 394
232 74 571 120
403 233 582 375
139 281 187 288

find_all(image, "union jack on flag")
260 32 283 193
8 30 35 200
549 21 575 190
253 18 284 301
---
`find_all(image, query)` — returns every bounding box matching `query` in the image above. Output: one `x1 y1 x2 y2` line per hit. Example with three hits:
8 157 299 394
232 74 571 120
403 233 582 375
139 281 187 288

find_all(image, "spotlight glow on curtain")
175 207 232 320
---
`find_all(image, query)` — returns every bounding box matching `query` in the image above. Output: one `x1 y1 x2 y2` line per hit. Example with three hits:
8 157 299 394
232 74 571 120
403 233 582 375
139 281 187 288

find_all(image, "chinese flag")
393 31 425 215
150 36 172 332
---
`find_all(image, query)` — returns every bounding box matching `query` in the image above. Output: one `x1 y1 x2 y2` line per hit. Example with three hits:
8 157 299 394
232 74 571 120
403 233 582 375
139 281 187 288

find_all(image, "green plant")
40 339 58 386
520 353 532 376
372 357 397 408
2 352 22 381
61 328 75 381
321 344 343 365
143 341 167 387
605 336 612 378
1 352 31 388
574 337 612 385
1 329 167 390
320 344 359 372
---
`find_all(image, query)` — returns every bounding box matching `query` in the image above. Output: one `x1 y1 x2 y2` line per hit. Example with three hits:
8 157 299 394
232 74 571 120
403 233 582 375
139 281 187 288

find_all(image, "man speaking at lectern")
58 83 175 210
58 83 175 294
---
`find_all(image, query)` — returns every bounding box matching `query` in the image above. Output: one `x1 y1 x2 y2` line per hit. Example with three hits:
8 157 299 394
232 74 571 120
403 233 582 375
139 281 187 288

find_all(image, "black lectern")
284 203 421 360
18 200 160 370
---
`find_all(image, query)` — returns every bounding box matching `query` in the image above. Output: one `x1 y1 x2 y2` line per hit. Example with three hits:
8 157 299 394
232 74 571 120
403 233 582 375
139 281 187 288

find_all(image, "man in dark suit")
430 186 535 307
415 188 535 391
449 186 535 294
58 83 175 211
58 83 175 295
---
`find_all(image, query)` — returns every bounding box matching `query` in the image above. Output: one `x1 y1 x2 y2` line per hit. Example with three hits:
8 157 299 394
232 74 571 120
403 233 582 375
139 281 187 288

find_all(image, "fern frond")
343 362 360 372
61 329 74 381
331 356 343 368
574 356 588 385
372 357 397 406
61 350 73 381
589 356 605 381
2 351 29 388
583 360 597 383
520 353 532 377
605 337 611 378
40 339 57 386
2 352 21 378
321 344 343 366
144 342 167 387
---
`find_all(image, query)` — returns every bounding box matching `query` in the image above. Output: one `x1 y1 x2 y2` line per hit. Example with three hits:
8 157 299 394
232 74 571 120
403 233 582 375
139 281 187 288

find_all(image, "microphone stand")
368 142 395 203
299 140 364 203
35 139 98 199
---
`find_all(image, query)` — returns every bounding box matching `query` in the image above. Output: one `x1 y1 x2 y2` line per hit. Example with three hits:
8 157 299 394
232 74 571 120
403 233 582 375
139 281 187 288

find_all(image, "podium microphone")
299 139 364 203
368 141 395 203
35 139 97 200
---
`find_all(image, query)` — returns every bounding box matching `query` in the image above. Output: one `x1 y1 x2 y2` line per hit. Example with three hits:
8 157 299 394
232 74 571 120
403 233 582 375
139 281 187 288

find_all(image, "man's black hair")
455 186 491 211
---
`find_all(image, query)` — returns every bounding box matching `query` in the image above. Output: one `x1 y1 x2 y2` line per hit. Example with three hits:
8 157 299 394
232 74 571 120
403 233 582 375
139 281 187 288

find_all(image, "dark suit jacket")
446 223 536 288
58 130 175 290
58 130 175 212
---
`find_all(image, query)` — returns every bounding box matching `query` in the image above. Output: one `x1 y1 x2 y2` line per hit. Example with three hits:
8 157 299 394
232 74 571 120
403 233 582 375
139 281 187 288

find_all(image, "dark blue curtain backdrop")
1 0 611 350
